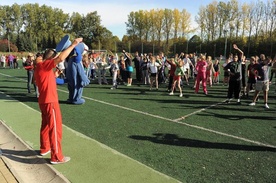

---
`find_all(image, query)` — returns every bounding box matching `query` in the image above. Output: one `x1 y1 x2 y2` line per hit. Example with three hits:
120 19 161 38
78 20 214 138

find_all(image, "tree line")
125 0 276 57
0 1 275 58
0 3 119 53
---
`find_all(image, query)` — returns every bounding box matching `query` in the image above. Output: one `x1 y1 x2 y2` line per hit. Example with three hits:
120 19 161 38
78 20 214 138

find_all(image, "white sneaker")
249 102 256 106
169 92 174 95
50 156 71 165
264 104 269 109
179 93 183 97
40 150 50 156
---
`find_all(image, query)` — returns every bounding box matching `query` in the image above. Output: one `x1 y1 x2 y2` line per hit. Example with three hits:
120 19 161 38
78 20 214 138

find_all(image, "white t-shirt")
1 55 5 63
183 58 191 71
147 62 160 73
57 60 65 70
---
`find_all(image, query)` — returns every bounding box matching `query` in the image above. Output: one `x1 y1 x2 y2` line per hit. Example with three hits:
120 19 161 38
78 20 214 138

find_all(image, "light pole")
186 36 190 53
199 43 202 54
214 44 216 59
8 34 10 53
224 30 228 60
98 40 101 51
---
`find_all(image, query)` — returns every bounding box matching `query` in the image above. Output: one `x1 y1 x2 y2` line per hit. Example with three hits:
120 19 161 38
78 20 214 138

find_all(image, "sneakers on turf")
264 103 269 109
249 102 256 106
169 92 174 95
40 150 50 156
50 156 71 165
179 93 183 97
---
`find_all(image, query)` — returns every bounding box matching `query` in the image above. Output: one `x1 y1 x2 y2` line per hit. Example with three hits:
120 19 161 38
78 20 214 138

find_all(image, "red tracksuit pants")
39 102 64 162
195 72 207 93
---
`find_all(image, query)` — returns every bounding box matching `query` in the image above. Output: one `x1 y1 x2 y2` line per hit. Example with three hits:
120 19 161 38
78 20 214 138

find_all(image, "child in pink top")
195 55 208 95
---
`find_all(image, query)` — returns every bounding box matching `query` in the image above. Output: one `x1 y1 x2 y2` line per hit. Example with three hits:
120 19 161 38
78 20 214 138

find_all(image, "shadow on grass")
0 149 48 164
1 79 23 83
129 133 276 152
198 110 276 120
0 91 38 103
0 86 26 90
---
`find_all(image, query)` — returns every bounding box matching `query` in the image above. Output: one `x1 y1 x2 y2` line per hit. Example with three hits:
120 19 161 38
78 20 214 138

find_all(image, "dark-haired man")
224 44 243 104
249 57 271 109
34 37 83 164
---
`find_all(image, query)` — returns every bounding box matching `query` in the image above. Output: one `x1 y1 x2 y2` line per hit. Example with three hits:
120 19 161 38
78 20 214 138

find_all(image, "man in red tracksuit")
34 37 83 164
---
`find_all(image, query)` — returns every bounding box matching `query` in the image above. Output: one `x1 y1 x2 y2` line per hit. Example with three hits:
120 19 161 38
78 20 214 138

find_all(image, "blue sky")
1 0 255 40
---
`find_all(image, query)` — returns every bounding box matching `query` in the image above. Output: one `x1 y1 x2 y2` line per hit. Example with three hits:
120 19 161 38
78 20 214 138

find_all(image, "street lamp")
114 41 117 53
224 30 228 60
214 44 216 59
8 34 10 53
186 36 190 53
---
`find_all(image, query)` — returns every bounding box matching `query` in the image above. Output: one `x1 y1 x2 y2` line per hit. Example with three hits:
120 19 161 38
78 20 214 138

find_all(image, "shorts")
126 71 132 78
247 77 256 84
213 72 219 77
150 73 157 77
173 75 181 81
255 80 269 91
224 71 229 77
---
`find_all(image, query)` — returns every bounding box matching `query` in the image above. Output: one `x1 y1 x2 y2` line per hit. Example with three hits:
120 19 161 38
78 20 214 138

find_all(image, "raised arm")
122 50 132 60
54 37 83 65
233 44 244 59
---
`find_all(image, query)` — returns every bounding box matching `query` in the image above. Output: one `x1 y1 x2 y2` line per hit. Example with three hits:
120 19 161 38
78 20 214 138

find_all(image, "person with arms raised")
34 37 83 164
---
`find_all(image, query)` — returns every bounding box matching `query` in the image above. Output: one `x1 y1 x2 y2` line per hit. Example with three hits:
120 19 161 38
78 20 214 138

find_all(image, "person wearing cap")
34 37 83 164
24 53 36 93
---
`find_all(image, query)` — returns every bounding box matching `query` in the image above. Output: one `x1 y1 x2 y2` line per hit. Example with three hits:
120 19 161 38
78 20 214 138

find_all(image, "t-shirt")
34 59 58 104
147 62 160 74
169 63 176 76
225 60 242 81
254 63 270 81
247 64 256 79
214 63 219 72
183 58 191 71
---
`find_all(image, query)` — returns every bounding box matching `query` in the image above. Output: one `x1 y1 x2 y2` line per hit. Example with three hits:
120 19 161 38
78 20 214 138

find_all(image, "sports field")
0 64 276 182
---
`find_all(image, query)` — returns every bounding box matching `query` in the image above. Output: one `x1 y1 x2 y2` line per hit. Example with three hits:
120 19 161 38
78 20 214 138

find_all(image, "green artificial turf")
0 65 276 182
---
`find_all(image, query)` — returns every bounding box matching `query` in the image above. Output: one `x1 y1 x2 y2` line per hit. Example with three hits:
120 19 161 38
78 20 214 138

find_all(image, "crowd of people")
1 44 275 108
78 44 275 109
0 41 275 166
0 53 20 69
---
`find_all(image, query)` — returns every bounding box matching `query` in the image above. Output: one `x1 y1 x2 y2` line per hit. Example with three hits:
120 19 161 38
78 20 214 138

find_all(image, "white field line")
80 94 276 149
1 72 276 149
0 82 181 182
173 101 227 121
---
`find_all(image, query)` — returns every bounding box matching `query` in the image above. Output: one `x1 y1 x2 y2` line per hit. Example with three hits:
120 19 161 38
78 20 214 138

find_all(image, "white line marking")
0 89 181 182
78 94 276 149
174 100 227 121
1 72 276 149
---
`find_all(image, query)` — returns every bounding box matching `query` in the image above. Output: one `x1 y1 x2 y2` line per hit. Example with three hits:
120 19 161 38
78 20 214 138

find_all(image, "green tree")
163 8 173 46
172 9 181 40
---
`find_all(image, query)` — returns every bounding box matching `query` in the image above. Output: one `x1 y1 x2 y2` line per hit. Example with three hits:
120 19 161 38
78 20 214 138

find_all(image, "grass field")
0 63 276 182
